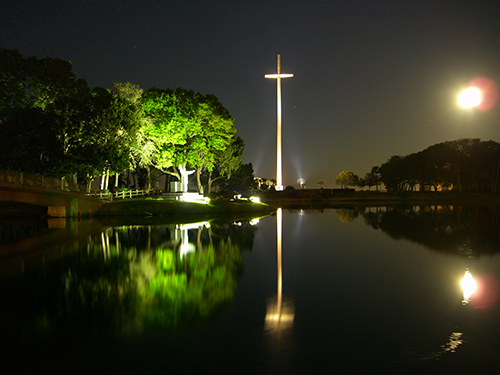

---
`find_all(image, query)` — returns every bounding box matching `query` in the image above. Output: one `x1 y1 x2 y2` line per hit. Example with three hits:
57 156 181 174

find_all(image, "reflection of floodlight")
176 222 208 258
250 218 260 225
265 297 295 331
462 269 476 305
265 207 295 332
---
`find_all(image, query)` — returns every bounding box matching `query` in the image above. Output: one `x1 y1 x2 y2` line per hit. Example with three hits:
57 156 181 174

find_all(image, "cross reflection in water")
265 208 294 331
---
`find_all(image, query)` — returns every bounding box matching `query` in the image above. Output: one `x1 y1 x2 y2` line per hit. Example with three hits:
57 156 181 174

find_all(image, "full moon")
458 87 482 108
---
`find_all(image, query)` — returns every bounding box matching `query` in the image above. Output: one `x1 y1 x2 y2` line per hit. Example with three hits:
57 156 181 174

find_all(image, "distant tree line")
337 138 500 193
0 49 253 193
379 138 500 192
336 167 382 191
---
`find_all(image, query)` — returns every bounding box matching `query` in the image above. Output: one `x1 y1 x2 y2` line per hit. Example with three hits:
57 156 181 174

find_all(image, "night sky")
2 0 500 188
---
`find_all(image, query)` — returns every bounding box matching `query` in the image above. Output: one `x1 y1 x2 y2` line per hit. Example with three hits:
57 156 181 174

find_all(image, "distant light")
250 196 260 203
178 192 209 203
458 87 482 108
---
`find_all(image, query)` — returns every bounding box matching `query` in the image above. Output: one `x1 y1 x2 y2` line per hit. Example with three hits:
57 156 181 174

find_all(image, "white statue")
178 165 195 192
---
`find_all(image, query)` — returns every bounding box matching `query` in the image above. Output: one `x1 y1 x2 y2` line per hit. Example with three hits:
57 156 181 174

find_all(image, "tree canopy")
1 49 245 193
336 170 358 189
142 87 239 193
378 139 500 192
0 53 143 189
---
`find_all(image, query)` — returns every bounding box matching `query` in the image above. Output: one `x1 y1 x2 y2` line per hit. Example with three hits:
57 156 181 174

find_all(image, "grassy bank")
95 197 275 217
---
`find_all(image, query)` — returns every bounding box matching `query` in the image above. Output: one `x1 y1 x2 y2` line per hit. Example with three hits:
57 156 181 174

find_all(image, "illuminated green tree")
142 88 200 182
142 88 238 193
336 170 358 189
112 82 157 189
186 95 237 194
206 136 244 193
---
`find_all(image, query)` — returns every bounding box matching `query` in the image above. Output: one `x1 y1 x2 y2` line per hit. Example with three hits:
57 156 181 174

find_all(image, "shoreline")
2 192 500 219
260 191 500 207
94 198 275 217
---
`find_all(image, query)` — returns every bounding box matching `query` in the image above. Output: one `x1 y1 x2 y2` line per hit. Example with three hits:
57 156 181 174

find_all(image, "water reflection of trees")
0 220 257 340
362 205 500 255
335 208 364 223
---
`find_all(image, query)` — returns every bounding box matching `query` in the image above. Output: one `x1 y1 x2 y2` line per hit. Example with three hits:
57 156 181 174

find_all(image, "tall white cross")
265 54 293 191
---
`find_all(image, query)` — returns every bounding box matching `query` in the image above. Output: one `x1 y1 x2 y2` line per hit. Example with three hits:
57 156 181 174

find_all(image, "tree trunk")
196 167 204 194
147 166 151 190
105 169 110 190
87 177 93 193
207 171 213 194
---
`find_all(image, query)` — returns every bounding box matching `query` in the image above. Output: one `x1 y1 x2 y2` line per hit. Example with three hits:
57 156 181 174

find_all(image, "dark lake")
2 204 500 374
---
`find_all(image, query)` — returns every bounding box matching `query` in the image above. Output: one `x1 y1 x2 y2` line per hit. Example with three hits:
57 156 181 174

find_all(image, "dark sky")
2 0 500 187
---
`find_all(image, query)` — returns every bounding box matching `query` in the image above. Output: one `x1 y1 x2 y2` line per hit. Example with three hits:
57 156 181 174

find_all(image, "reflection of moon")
400 332 464 361
462 269 476 305
458 87 482 108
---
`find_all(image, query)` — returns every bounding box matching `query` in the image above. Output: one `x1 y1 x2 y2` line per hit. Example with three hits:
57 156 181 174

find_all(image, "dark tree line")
0 49 248 193
378 138 500 193
1 49 145 188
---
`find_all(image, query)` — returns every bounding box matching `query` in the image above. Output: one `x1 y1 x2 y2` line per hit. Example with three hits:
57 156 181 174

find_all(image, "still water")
2 205 500 374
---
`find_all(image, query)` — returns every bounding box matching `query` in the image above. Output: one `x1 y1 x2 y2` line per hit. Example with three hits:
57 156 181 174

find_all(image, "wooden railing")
87 189 155 200
0 170 158 201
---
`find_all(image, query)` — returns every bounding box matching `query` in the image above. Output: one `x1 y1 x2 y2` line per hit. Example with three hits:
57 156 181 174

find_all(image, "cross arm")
265 74 294 79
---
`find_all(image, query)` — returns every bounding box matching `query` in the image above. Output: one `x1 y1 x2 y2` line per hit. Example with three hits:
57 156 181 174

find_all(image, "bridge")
0 170 106 217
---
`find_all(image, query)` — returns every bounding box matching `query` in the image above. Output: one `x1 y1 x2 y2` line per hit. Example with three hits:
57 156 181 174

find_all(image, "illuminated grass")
95 198 274 217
